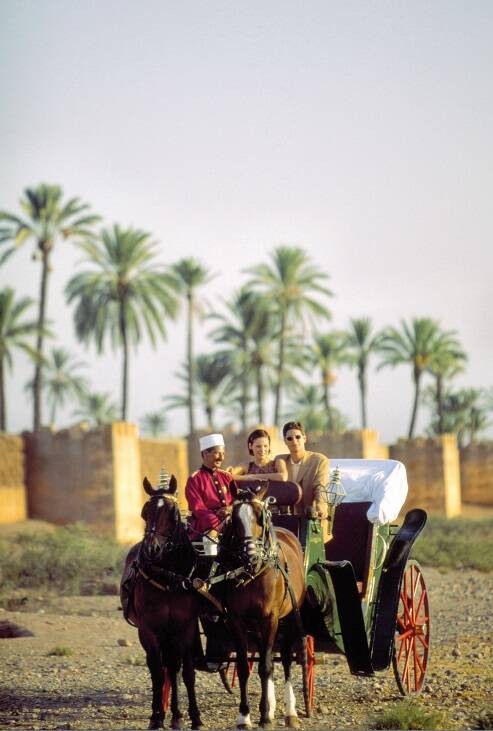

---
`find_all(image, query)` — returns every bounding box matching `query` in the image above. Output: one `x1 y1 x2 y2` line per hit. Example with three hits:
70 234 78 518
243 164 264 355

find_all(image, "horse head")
141 474 181 561
230 481 274 571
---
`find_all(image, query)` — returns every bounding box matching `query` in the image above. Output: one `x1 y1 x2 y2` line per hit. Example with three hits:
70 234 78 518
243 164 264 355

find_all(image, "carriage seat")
332 459 408 525
324 501 374 596
236 479 303 538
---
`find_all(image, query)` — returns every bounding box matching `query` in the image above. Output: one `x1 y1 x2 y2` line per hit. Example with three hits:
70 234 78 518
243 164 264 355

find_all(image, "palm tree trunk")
257 366 264 424
323 372 331 430
206 402 213 431
0 357 6 431
241 354 248 431
187 291 196 436
408 368 421 438
274 311 286 424
436 374 444 434
120 302 129 421
33 248 50 430
50 401 57 427
358 366 367 428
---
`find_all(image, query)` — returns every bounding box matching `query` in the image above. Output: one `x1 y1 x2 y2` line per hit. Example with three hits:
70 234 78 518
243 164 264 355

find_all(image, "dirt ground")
0 566 492 731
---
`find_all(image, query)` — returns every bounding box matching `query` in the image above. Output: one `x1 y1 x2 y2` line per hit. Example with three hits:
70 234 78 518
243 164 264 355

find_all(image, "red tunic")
185 465 233 538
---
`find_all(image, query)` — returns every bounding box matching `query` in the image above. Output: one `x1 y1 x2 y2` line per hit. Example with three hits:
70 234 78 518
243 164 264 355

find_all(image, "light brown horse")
217 482 309 729
121 476 203 730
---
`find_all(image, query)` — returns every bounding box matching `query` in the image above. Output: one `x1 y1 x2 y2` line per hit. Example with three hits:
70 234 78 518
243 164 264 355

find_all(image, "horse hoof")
284 716 302 729
171 720 183 730
148 721 164 730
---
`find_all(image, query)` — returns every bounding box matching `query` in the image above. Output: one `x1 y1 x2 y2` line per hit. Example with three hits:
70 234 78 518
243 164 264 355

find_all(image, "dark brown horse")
217 482 309 729
121 476 203 730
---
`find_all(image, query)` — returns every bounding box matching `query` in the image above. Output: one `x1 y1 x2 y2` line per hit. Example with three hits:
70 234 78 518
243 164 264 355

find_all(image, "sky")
1 0 492 444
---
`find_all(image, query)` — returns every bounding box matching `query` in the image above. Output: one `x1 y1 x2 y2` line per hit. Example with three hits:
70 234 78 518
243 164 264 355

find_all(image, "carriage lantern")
325 465 346 541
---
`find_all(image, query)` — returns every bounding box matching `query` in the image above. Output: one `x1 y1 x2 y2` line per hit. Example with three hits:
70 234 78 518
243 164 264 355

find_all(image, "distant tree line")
1 182 491 445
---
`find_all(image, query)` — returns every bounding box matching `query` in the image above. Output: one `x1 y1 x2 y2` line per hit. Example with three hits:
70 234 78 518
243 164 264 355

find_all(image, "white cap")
199 433 225 451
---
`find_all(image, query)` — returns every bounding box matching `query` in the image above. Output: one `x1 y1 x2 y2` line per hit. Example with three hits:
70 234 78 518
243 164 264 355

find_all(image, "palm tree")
426 338 467 433
377 318 460 438
140 411 167 438
170 259 213 436
310 331 348 430
25 347 88 427
73 391 118 427
209 287 261 429
0 184 100 429
344 318 381 429
425 387 491 446
65 225 178 420
285 383 350 436
246 246 332 423
0 288 40 431
195 352 231 429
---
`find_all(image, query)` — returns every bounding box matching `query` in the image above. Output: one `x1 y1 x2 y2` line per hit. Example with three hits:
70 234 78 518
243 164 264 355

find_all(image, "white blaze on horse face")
267 677 276 720
284 680 297 718
236 712 252 729
237 503 257 559
157 498 164 508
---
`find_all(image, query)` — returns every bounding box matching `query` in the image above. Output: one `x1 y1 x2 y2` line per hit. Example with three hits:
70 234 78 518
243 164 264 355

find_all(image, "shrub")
0 523 126 595
414 516 493 572
371 698 450 730
474 705 493 729
47 646 73 656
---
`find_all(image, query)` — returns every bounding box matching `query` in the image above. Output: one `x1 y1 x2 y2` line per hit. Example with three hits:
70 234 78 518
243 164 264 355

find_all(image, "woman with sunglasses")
227 428 288 482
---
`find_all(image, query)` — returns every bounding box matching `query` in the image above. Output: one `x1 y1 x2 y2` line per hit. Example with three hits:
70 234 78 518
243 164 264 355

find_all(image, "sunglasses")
286 435 303 441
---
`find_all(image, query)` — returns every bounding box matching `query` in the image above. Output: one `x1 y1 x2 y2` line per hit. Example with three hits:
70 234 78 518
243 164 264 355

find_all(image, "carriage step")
316 561 374 676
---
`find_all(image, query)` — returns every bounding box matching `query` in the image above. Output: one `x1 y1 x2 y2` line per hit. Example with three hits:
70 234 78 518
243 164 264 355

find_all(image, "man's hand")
217 505 232 520
305 505 328 520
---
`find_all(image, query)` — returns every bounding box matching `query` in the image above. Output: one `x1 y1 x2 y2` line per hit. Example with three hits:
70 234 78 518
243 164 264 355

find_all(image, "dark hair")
282 421 305 438
247 428 271 456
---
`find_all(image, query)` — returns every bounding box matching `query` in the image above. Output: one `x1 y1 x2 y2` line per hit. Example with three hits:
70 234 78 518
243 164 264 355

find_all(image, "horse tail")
219 665 234 695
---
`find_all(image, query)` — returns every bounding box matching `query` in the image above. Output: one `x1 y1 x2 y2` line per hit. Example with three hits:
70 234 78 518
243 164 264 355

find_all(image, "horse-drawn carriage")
121 459 430 729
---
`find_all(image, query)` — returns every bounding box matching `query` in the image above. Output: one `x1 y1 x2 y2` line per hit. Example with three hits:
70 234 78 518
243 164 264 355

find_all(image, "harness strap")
191 578 224 613
138 566 174 592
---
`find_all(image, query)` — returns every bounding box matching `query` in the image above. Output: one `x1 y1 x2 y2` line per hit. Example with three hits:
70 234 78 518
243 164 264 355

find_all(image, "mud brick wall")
460 442 493 505
139 438 189 511
24 423 143 543
0 433 27 523
309 429 389 461
389 434 461 517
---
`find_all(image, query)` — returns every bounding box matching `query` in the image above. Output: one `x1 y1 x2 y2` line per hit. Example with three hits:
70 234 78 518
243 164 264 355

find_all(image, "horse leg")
165 648 184 731
181 648 203 730
139 629 165 729
258 619 278 729
280 624 301 729
229 618 252 730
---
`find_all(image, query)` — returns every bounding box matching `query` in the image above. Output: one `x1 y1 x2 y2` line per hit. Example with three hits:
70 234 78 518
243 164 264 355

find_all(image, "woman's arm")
226 462 248 476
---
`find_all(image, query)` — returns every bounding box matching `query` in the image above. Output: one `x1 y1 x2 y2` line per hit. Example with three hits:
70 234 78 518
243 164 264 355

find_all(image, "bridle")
231 490 278 576
142 493 184 560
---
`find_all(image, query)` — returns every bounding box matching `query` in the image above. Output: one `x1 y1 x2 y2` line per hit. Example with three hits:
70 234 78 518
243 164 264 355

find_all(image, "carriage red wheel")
392 560 430 695
306 635 315 713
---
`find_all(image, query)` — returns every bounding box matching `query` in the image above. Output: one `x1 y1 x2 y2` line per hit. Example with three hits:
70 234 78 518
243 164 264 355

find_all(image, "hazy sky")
1 0 492 444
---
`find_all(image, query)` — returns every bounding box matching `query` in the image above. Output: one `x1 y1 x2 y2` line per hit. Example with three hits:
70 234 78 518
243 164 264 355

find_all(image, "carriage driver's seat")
235 480 303 537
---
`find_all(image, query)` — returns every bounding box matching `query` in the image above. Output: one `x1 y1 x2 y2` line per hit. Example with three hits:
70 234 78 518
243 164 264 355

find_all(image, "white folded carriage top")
330 459 408 526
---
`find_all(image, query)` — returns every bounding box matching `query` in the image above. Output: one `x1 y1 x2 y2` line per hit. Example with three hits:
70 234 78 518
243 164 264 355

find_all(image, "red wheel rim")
393 561 430 695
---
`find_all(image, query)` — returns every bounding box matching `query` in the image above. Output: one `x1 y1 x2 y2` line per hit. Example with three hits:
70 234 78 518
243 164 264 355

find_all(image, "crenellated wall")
389 434 461 517
460 442 493 505
3 422 493 533
309 429 389 461
0 433 27 523
140 437 189 511
24 423 143 542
